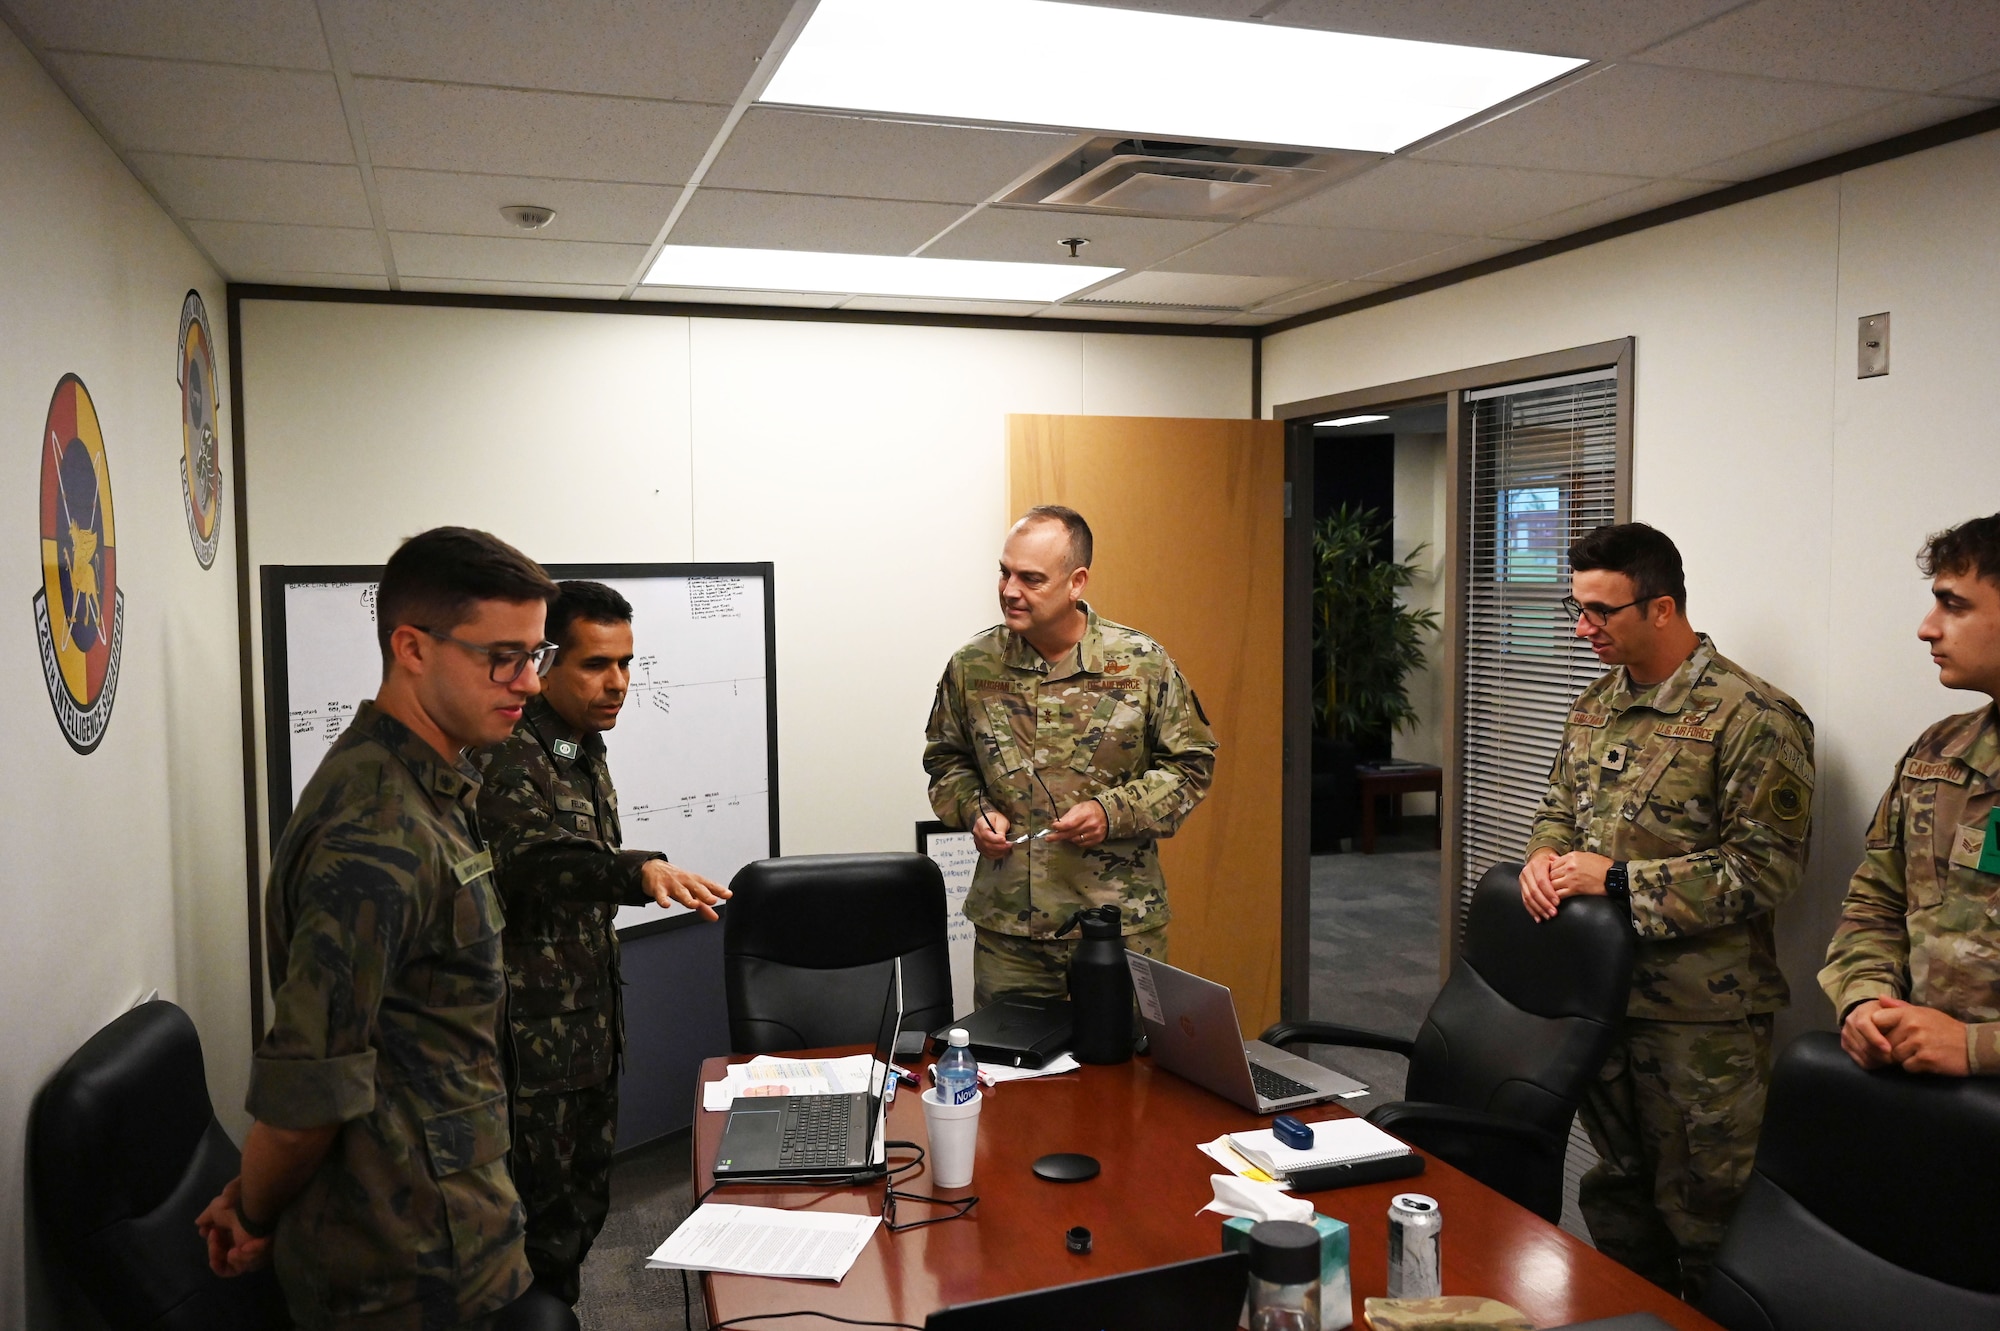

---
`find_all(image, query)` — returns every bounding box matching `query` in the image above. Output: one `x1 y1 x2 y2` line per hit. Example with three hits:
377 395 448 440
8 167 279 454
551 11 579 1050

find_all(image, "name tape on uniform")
453 849 494 884
1905 759 1968 784
1569 710 1609 729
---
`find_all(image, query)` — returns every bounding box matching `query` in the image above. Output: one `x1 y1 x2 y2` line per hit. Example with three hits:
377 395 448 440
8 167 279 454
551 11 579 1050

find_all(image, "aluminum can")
1387 1193 1442 1299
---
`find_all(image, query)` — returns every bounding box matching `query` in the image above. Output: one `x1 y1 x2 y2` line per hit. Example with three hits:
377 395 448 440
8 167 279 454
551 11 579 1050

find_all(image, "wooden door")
1009 415 1285 1033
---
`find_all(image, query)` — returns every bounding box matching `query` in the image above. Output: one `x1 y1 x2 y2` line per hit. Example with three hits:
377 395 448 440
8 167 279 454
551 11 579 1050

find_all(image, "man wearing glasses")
476 580 730 1306
199 527 557 1329
1821 513 2000 1078
1519 522 1814 1303
924 506 1217 1007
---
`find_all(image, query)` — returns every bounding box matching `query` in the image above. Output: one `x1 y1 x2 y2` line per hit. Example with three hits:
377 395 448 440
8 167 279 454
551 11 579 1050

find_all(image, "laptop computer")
712 959 902 1182
924 1252 1248 1331
1126 953 1367 1112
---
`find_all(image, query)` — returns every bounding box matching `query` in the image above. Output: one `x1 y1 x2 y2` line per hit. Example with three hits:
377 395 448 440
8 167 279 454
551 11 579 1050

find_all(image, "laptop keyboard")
1250 1063 1319 1102
777 1096 854 1167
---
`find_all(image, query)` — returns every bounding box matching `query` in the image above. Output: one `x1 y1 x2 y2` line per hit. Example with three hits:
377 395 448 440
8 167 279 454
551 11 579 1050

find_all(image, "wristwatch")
238 1205 278 1240
1603 861 1630 901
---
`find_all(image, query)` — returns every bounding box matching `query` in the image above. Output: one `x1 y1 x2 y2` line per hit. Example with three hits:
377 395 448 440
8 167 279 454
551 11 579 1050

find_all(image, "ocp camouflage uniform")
475 693 664 1304
1525 634 1814 1300
1819 703 2000 1074
251 701 530 1331
923 603 1217 1006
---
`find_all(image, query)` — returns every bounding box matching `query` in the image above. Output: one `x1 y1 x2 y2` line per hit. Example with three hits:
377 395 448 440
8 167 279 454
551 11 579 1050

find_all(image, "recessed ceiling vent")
1002 137 1357 221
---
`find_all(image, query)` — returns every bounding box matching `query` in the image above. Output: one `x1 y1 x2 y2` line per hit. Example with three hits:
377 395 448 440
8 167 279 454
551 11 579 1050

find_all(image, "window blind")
1457 368 1620 935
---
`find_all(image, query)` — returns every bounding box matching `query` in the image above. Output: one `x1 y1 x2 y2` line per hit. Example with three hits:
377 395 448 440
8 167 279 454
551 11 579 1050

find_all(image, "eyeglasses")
417 626 558 683
1560 594 1656 628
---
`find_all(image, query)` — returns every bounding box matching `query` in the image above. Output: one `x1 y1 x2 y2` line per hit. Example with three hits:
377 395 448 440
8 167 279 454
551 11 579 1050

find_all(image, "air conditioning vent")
1069 298 1239 313
1003 137 1368 221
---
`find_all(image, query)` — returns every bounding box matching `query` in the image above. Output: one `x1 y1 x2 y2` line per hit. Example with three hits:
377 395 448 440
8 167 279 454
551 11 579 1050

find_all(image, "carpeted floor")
576 1131 706 1330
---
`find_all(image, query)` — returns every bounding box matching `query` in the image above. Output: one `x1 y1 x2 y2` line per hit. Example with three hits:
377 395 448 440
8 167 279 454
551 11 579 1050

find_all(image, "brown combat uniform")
1526 635 1814 1300
252 702 530 1331
476 694 663 1303
923 604 1216 1006
1820 703 2000 1074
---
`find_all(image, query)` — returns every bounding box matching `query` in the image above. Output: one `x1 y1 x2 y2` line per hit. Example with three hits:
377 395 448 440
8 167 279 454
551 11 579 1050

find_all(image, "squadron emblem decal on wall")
178 290 223 568
34 374 124 754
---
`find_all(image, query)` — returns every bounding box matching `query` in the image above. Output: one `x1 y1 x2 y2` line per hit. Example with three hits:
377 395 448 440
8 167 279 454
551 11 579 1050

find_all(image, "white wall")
238 301 1251 871
0 24 241 1328
1263 129 2000 1039
1392 430 1447 814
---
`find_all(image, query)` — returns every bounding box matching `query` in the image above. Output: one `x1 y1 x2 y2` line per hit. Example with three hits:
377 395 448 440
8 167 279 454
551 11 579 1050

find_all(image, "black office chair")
29 1000 287 1330
1260 862 1632 1222
1698 1030 2000 1331
723 852 954 1053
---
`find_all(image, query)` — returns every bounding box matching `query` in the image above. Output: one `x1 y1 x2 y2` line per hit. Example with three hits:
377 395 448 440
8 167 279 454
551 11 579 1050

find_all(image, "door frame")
1273 337 1634 1011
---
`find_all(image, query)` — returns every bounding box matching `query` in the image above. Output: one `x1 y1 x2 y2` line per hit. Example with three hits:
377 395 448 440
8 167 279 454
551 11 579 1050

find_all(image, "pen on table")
888 1063 921 1089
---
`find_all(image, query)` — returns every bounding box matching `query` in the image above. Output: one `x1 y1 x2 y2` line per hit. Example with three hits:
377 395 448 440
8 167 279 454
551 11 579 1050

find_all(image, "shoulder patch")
551 738 579 760
1656 722 1718 743
1905 758 1968 784
1774 740 1812 780
1569 710 1609 729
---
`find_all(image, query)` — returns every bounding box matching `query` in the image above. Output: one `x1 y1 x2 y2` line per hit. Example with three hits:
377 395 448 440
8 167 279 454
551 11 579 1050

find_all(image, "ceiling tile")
46 54 353 160
1083 271 1304 307
356 79 726 183
1417 63 1900 177
232 272 390 290
1680 94 1998 181
374 170 675 243
1037 302 1227 323
841 296 1053 316
128 154 372 226
399 277 630 300
669 190 968 254
335 0 791 103
1634 0 2000 93
705 110 1070 205
1158 221 1470 282
389 232 650 284
8 0 329 67
1245 278 1397 317
921 207 1224 269
187 221 384 277
1491 177 1718 241
1357 235 1533 282
632 287 846 308
1268 159 1650 234
1940 69 2000 99
1264 0 1744 59
1060 2 1270 18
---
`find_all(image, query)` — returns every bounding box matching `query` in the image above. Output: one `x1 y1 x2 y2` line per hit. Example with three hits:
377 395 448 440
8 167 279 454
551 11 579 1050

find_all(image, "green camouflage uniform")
923 603 1217 1006
1819 703 2000 1074
250 701 530 1331
475 694 664 1303
1524 635 1814 1300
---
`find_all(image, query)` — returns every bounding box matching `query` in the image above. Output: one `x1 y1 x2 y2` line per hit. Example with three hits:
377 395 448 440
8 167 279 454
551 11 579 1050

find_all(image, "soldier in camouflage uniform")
1520 524 1813 1302
199 527 557 1330
477 581 730 1304
924 506 1217 1006
1822 514 2000 1077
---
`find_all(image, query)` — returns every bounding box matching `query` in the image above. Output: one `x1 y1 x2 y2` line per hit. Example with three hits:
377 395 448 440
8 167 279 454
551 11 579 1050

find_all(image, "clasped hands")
642 858 731 920
1841 997 1970 1076
196 1177 271 1276
1519 847 1612 922
972 800 1108 859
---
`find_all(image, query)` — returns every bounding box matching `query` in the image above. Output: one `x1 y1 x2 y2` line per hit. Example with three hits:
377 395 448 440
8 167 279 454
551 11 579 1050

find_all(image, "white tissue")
1198 1173 1316 1223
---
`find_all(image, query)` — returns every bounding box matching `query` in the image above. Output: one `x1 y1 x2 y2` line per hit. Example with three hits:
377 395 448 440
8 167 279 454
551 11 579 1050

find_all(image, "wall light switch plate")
1858 312 1889 378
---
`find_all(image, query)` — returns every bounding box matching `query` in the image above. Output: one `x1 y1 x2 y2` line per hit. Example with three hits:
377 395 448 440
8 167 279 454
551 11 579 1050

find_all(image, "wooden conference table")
693 1050 1721 1330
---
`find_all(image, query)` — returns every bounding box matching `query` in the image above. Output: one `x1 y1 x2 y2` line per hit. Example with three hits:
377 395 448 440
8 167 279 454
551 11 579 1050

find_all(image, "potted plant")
1310 504 1440 851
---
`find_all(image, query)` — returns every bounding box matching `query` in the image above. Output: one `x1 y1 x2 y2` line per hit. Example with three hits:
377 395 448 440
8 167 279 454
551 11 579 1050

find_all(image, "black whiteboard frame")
260 561 780 940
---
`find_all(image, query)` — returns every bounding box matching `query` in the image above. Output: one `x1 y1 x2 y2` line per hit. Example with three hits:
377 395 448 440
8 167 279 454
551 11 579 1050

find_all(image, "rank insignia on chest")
552 739 579 760
1601 744 1629 773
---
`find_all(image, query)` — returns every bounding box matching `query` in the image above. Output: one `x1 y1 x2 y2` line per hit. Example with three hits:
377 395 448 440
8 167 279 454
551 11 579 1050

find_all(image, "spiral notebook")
1227 1117 1411 1177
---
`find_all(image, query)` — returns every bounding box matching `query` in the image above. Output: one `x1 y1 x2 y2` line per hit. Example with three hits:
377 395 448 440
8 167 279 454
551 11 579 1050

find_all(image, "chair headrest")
1460 862 1634 1021
724 852 947 968
1754 1030 2000 1293
30 1000 217 1240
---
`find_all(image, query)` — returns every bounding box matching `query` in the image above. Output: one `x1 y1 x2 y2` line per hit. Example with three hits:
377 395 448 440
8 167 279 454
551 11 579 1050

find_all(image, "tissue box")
1222 1213 1352 1331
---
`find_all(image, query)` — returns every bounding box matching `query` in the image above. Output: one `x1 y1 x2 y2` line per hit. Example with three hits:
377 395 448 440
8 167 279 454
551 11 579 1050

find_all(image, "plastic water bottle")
936 1028 978 1106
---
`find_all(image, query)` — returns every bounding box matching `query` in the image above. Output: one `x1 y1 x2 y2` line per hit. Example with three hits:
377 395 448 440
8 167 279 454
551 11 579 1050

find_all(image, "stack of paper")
1229 1118 1410 1176
646 1204 879 1282
701 1054 879 1112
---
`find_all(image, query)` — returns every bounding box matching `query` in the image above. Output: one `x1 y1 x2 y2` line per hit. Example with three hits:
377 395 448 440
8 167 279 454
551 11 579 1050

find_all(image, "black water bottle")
1058 905 1134 1064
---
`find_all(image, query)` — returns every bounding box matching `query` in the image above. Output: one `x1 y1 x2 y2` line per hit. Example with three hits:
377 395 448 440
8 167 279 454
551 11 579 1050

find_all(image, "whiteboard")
917 822 977 1019
262 564 778 936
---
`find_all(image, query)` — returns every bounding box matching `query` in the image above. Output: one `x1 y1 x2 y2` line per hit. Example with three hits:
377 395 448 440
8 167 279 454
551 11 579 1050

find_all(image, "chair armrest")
1259 1020 1415 1059
1365 1101 1566 1155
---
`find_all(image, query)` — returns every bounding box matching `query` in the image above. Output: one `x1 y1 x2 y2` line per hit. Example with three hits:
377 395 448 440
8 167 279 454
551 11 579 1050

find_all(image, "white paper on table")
1198 1135 1294 1189
979 1053 1081 1083
701 1054 880 1111
645 1203 879 1281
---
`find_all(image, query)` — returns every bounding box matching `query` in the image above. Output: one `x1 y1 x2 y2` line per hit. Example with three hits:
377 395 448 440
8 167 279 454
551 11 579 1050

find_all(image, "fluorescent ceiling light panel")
642 245 1120 301
761 0 1587 154
1318 414 1390 427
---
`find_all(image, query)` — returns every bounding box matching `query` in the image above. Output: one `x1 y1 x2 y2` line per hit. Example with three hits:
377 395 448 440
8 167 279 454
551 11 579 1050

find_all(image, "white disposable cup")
920 1086 982 1188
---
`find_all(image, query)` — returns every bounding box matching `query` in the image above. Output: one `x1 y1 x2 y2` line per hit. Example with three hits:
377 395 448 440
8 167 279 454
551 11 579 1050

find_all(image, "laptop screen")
863 957 905 1149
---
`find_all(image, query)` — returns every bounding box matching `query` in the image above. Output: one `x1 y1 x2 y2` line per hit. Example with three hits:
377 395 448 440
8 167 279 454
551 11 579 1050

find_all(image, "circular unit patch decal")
178 290 222 568
34 373 124 754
